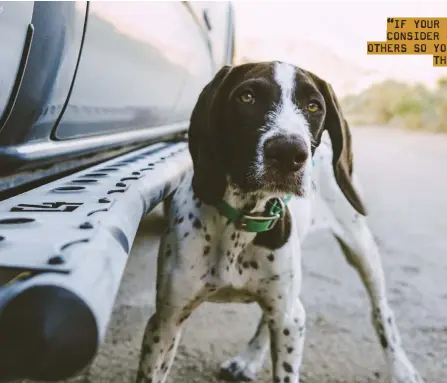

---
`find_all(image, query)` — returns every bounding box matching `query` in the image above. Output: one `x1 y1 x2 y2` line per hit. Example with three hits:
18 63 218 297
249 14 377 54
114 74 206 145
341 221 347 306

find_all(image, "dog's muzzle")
264 134 309 173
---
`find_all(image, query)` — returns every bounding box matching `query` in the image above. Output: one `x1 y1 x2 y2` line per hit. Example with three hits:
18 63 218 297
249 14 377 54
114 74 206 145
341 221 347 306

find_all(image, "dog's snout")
264 135 309 172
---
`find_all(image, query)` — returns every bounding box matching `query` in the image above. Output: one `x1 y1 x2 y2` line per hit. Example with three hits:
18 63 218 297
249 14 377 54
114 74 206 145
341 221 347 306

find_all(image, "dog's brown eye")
306 102 320 113
239 91 255 104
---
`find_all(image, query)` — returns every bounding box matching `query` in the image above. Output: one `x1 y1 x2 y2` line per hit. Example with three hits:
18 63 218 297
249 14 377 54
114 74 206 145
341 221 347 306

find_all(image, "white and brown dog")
136 62 424 383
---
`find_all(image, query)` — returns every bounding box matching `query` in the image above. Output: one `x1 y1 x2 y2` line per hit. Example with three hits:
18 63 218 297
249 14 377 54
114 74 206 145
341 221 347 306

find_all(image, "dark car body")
0 1 234 191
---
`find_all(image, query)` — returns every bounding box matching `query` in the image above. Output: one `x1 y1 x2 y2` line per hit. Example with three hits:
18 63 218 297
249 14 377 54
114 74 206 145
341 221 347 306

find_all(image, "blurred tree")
342 78 447 133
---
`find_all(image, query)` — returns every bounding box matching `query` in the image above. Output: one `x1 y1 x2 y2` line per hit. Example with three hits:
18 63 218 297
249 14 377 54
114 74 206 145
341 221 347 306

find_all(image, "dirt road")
73 126 447 383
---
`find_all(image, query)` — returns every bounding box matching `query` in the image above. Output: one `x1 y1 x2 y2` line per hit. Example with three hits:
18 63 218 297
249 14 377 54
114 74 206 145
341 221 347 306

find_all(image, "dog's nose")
264 135 309 172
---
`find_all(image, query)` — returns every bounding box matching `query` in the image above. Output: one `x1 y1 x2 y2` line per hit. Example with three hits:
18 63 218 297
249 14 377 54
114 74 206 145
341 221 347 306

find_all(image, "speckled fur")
136 62 424 383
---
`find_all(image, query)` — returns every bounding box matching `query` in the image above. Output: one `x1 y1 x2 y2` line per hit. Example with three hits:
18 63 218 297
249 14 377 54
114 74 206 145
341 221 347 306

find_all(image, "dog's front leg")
266 295 306 383
136 235 207 383
257 254 306 383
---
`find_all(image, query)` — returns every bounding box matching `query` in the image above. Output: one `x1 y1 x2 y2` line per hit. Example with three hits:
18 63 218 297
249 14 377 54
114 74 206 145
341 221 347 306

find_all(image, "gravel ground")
68 126 447 383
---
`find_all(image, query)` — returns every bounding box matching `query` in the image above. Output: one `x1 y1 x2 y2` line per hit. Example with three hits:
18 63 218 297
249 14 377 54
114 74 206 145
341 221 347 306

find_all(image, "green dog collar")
216 195 292 233
214 159 315 233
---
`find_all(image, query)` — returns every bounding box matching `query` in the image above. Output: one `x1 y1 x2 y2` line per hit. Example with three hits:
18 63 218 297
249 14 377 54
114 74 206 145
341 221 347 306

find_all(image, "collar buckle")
236 212 281 231
236 197 287 232
269 196 286 218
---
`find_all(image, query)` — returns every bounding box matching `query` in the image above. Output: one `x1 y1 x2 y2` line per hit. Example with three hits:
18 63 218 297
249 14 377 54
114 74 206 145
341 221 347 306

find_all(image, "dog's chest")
196 221 261 284
202 231 287 304
174 206 273 295
170 176 301 302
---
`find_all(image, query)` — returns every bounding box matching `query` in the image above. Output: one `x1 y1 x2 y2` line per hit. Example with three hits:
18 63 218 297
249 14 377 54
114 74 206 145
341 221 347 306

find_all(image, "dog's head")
188 61 366 216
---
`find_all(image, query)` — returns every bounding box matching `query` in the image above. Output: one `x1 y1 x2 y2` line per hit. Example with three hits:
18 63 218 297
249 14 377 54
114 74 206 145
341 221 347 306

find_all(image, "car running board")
0 140 191 382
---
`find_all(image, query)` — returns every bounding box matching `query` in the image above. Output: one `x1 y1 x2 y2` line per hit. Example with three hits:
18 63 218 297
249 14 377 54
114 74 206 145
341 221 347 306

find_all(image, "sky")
232 0 447 94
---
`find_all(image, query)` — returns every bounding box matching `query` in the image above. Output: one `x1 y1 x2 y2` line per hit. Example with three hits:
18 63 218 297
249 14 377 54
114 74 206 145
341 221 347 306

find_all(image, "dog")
135 61 424 383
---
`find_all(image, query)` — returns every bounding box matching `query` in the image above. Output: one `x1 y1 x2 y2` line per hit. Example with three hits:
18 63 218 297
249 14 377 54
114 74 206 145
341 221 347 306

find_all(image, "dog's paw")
219 357 261 382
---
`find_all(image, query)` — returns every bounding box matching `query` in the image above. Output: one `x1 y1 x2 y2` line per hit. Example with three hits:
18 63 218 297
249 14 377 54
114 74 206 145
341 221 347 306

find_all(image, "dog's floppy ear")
311 74 367 216
188 65 232 205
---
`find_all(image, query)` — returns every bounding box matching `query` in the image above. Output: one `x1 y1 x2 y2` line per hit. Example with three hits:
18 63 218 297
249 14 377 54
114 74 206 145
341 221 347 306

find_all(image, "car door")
0 1 88 151
53 1 213 140
0 1 218 176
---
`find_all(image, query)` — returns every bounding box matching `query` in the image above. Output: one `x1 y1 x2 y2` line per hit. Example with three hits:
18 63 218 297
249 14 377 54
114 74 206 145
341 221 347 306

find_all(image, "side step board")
0 141 191 382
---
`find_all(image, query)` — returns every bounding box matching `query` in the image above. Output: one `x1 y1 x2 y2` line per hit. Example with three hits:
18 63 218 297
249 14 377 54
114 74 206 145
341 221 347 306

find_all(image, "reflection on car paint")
0 2 34 122
54 2 214 140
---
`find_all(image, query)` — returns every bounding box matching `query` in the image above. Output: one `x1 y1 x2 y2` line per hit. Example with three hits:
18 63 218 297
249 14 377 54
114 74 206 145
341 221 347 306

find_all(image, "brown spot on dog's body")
283 362 293 373
250 261 259 269
193 218 202 229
